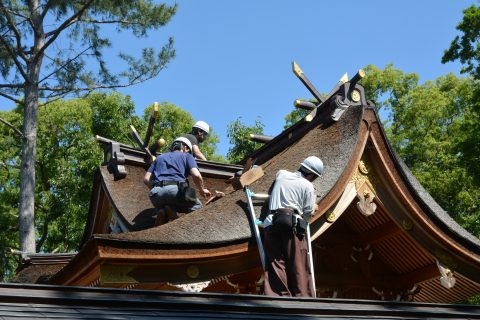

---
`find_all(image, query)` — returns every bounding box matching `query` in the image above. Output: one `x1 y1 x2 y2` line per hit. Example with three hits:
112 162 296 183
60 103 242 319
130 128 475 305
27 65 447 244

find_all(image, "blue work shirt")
147 151 198 184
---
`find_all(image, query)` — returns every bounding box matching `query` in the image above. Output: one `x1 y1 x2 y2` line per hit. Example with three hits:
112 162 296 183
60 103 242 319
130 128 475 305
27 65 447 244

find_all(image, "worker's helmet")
300 156 324 178
193 121 210 137
170 137 192 153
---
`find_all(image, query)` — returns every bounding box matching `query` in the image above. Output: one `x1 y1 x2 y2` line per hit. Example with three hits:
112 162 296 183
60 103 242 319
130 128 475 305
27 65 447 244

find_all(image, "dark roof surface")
99 104 364 246
101 164 157 231
1 283 480 319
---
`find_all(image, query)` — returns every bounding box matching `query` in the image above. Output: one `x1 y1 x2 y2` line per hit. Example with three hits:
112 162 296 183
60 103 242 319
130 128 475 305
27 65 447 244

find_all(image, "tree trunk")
18 0 44 253
18 78 40 253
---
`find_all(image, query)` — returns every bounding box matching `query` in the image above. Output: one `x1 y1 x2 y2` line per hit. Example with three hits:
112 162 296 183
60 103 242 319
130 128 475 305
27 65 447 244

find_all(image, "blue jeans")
149 185 202 214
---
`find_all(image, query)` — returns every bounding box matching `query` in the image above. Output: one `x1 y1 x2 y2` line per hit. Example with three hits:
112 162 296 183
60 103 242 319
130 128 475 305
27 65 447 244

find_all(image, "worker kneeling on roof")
144 137 211 222
263 156 323 297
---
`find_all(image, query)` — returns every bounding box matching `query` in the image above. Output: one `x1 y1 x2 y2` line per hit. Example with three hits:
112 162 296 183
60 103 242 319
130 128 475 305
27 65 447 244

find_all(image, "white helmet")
171 137 192 152
193 120 210 133
300 156 324 177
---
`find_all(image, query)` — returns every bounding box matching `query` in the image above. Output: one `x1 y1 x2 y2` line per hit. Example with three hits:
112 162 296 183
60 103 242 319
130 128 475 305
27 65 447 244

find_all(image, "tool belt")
153 180 182 187
270 208 306 234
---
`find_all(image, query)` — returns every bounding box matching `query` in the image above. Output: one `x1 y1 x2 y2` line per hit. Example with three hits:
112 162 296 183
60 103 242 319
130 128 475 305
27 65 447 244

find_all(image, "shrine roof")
97 103 364 246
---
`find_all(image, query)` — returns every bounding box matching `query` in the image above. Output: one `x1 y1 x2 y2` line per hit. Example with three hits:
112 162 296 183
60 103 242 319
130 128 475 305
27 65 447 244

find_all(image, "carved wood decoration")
353 160 378 216
311 160 378 241
437 259 456 289
106 142 127 180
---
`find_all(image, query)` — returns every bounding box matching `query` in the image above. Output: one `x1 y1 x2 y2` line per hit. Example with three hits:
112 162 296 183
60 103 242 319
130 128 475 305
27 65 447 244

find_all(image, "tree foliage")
0 0 177 253
442 4 480 191
283 100 314 129
141 102 224 162
361 65 480 238
442 4 480 80
226 118 264 163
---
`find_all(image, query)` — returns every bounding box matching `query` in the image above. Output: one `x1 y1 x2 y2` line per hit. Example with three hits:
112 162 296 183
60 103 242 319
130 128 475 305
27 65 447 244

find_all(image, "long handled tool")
244 187 266 271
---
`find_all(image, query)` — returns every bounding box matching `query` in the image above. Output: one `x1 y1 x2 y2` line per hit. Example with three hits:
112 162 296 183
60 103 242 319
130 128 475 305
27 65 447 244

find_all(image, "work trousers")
263 225 315 297
149 184 202 214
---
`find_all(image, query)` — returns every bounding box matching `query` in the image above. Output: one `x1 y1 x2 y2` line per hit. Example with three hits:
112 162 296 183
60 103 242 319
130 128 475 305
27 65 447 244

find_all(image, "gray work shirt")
263 170 316 228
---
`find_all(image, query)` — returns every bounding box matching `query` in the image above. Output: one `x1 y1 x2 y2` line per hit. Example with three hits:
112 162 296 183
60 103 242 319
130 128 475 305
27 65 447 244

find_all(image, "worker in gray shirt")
263 156 323 297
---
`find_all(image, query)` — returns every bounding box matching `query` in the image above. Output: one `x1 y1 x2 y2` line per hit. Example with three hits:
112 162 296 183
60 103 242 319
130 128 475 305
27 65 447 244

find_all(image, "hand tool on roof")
205 190 225 206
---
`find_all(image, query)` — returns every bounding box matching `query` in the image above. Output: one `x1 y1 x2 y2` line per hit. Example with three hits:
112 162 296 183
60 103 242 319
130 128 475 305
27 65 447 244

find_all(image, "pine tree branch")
0 116 23 137
0 90 22 104
40 0 95 58
0 83 23 88
40 0 54 21
0 2 28 61
38 45 92 84
79 18 144 25
38 72 159 96
0 34 28 81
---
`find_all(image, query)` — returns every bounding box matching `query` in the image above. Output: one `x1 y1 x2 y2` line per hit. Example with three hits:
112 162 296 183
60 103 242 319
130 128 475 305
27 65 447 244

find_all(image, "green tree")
442 4 480 80
442 4 480 189
0 109 22 280
283 100 315 129
88 92 140 145
142 102 224 162
361 65 480 238
226 117 264 163
0 1 176 253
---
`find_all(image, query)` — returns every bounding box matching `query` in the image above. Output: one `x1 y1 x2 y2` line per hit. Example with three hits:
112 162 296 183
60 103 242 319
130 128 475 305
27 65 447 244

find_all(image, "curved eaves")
372 111 480 252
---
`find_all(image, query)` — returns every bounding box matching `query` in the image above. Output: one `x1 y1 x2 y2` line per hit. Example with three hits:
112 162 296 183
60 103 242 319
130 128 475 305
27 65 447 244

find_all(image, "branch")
39 0 95 58
0 2 28 61
0 83 23 89
40 0 54 21
0 116 23 137
79 18 143 25
0 34 28 81
0 90 22 104
38 45 92 84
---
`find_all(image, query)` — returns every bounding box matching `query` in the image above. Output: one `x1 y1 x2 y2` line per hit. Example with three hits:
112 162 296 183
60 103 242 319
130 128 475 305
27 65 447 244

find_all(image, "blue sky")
0 1 476 157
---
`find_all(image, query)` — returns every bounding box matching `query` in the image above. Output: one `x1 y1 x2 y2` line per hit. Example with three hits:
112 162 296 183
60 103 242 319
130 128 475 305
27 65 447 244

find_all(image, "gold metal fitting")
187 265 200 279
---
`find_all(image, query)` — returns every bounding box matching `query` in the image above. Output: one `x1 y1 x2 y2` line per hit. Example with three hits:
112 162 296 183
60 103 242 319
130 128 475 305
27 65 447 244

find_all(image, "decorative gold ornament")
358 161 369 175
326 211 336 223
187 265 200 279
401 219 413 231
351 89 361 102
351 161 378 216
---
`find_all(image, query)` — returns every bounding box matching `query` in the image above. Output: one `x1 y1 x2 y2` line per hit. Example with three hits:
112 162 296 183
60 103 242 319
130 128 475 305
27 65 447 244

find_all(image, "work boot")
154 209 167 226
165 205 178 221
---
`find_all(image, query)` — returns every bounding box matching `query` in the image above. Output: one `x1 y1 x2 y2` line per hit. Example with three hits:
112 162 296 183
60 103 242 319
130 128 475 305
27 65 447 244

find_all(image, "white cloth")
263 170 316 228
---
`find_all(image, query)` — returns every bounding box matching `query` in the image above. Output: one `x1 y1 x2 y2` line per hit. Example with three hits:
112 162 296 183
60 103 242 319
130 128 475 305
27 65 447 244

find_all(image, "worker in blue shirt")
144 137 211 223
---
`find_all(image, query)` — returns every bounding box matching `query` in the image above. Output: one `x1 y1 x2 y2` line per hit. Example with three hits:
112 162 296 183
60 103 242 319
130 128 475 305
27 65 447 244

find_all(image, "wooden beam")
143 102 158 148
350 69 366 85
294 99 316 110
130 125 154 161
356 220 403 245
398 263 439 285
248 134 273 144
292 61 324 103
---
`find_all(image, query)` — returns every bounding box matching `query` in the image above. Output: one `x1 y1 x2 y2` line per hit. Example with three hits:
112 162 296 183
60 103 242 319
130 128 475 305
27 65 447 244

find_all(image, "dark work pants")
263 225 315 297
